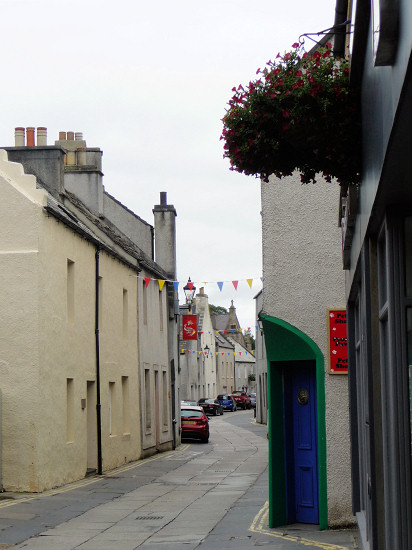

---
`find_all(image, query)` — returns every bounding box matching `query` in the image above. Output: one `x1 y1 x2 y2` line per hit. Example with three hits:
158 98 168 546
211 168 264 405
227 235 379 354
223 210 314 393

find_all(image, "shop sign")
328 309 348 374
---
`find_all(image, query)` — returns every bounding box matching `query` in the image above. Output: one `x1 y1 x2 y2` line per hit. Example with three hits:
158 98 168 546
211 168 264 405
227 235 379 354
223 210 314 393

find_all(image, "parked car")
249 393 256 408
198 398 224 416
232 391 251 410
181 400 198 406
180 405 209 443
217 394 237 411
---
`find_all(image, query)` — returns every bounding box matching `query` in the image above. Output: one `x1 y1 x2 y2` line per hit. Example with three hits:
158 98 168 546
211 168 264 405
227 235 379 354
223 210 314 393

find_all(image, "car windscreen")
204 399 216 404
181 409 204 418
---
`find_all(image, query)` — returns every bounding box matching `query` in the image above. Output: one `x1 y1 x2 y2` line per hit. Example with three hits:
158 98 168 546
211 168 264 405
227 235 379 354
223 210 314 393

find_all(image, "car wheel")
220 409 224 415
201 435 209 443
213 409 217 416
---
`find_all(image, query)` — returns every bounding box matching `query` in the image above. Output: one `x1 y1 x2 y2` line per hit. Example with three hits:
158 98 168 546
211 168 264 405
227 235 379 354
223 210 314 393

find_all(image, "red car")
232 391 251 410
180 405 209 443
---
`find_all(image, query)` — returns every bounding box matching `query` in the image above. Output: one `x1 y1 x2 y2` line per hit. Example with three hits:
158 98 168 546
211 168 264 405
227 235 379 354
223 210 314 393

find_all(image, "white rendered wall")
261 173 353 526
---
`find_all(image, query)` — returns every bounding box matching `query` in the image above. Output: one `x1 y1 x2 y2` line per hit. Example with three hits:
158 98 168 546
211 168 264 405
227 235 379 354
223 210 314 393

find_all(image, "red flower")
292 42 300 48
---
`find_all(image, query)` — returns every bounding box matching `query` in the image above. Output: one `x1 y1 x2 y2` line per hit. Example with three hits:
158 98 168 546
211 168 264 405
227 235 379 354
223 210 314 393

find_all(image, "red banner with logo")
328 309 348 374
182 315 197 340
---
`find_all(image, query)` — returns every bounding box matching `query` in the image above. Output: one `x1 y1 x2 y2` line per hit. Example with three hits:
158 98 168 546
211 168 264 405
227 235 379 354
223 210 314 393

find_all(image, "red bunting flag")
144 277 151 288
232 281 239 290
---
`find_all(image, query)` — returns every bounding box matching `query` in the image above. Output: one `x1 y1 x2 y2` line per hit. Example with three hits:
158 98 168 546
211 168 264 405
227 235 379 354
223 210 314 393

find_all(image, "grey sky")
1 0 337 330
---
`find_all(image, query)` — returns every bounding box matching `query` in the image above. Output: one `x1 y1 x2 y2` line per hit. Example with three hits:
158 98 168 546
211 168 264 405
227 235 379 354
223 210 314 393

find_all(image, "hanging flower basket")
221 42 361 185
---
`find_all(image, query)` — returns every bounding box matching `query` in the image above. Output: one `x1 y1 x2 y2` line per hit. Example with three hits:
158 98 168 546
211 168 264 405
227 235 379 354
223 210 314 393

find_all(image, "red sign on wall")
328 309 348 374
182 315 197 340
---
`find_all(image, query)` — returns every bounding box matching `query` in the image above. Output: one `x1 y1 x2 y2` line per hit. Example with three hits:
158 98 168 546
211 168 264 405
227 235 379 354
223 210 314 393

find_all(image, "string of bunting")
138 275 262 291
180 349 254 356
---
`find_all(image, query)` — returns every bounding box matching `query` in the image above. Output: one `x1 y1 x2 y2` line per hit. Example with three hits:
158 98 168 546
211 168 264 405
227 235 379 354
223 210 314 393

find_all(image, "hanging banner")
328 309 348 374
182 315 197 340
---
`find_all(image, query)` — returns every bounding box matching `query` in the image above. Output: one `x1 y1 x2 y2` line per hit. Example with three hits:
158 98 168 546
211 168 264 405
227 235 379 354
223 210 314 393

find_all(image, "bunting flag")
158 280 166 290
232 280 238 290
217 282 224 291
246 279 253 288
173 281 179 291
144 277 151 288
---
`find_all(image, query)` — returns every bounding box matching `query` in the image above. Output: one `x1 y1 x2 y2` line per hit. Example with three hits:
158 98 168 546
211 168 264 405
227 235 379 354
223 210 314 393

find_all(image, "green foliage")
248 373 256 382
221 42 361 185
209 304 228 315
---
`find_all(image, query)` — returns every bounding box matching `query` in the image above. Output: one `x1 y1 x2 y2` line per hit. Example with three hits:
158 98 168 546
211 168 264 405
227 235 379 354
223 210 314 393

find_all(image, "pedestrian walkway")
0 412 361 549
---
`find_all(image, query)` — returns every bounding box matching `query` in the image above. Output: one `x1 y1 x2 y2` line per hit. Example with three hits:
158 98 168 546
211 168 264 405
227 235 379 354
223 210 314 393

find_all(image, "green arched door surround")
261 313 328 530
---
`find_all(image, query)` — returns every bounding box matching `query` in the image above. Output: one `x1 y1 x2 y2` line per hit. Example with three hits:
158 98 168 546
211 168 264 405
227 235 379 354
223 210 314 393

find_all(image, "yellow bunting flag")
246 279 253 288
158 280 166 290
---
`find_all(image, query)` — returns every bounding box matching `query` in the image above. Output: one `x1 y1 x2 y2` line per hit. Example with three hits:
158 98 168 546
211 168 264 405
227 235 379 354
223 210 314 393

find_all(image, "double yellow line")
0 444 190 510
250 501 350 550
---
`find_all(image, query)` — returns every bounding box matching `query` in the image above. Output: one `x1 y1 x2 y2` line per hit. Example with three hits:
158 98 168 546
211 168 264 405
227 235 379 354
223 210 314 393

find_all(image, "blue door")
284 361 319 524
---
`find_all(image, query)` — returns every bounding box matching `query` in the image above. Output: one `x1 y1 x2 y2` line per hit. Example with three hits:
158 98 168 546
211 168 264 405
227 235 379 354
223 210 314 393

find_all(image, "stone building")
0 128 178 492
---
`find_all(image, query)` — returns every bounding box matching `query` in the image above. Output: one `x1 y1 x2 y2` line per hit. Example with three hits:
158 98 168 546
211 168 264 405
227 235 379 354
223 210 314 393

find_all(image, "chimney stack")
153 192 177 279
14 126 48 146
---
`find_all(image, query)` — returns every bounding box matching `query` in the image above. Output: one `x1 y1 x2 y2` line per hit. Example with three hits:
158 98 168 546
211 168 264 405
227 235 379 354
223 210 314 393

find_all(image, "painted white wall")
261 173 353 527
0 151 142 491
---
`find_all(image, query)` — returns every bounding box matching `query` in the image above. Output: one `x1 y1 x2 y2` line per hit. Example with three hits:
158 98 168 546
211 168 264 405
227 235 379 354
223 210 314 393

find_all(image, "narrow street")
0 412 359 549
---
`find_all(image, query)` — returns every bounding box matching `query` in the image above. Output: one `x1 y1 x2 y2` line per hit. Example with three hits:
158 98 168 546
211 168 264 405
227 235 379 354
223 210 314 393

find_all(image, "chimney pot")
160 192 167 205
37 127 47 146
15 127 25 147
67 131 74 140
26 127 35 146
59 131 66 140
75 132 83 141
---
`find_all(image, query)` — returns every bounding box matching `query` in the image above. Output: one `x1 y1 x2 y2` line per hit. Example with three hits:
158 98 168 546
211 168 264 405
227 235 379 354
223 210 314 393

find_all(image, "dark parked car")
198 398 224 416
217 394 237 411
249 393 256 408
180 405 209 443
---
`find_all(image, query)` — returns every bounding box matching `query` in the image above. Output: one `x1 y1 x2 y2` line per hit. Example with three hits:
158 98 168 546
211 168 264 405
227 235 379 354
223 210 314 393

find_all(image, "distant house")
0 128 179 492
215 332 235 395
211 300 255 391
179 289 240 400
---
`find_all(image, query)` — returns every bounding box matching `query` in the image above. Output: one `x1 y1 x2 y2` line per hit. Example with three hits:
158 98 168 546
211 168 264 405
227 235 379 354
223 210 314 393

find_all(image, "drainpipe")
95 247 103 475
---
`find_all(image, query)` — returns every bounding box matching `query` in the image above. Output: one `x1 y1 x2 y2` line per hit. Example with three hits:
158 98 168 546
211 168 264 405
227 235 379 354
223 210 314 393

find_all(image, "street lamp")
183 277 196 313
204 345 210 356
